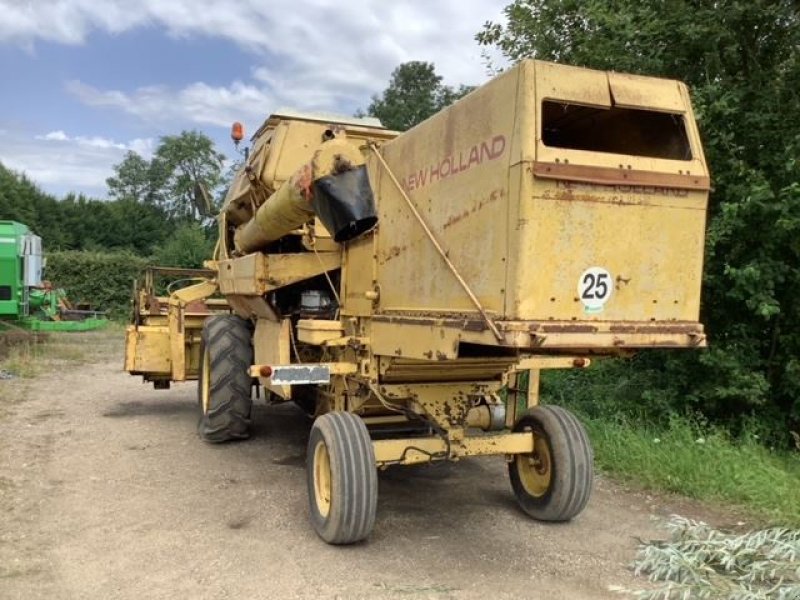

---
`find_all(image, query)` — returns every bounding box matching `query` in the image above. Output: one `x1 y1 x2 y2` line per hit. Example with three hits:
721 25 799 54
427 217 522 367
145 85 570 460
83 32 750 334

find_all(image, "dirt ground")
0 329 727 599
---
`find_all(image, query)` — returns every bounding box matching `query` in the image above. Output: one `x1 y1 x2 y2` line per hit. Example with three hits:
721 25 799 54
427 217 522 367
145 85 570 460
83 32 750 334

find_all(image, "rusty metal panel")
261 120 291 189
532 162 710 190
379 356 516 383
509 60 538 165
369 319 461 360
261 119 397 191
226 294 277 321
509 178 707 323
369 315 706 352
521 60 708 327
296 319 343 344
608 72 685 113
218 253 268 295
340 231 376 317
254 318 291 398
126 325 171 375
364 59 707 330
265 252 341 289
124 325 139 372
368 65 521 316
217 252 340 296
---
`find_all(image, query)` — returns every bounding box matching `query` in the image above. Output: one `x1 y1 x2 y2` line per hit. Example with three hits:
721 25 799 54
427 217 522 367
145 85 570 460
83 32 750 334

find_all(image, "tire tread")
197 315 254 443
307 412 377 544
509 405 594 522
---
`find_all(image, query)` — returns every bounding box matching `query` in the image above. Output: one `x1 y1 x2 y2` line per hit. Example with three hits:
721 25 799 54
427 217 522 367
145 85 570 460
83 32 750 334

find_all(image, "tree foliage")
105 150 165 205
0 162 214 316
107 130 224 220
363 61 473 131
152 223 215 269
0 163 172 255
154 131 225 220
479 1 800 439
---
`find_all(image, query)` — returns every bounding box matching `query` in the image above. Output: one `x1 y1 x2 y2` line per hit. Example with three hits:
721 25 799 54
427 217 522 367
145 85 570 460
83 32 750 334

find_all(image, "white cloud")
2 129 156 196
0 0 510 196
35 129 155 154
66 79 272 128
40 130 69 141
1 0 509 130
128 138 155 156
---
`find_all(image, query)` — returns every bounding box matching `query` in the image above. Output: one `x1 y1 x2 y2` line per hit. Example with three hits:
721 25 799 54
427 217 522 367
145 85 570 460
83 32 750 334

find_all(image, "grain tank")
126 60 710 544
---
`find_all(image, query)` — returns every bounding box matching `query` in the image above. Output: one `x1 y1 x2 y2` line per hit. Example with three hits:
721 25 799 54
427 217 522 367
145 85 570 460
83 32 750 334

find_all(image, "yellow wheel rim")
200 347 211 414
516 431 552 498
313 440 332 518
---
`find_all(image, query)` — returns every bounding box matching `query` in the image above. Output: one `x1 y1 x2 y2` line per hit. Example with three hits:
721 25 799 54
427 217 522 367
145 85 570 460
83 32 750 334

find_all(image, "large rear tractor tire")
509 405 593 521
197 315 254 443
306 412 377 544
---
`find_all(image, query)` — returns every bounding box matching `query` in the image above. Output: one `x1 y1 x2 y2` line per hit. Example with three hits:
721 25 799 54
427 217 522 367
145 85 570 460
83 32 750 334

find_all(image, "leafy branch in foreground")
620 515 800 599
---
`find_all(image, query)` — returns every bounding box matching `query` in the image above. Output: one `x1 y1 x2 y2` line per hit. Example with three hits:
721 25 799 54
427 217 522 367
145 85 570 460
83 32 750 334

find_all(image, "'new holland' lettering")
401 134 507 192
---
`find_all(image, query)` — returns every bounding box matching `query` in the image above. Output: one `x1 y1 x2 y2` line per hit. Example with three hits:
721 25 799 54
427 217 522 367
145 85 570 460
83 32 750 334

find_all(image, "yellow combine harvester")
126 60 709 544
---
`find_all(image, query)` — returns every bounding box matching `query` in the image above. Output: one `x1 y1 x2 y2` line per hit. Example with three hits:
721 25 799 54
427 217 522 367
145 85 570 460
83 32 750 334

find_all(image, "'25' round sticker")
578 267 613 313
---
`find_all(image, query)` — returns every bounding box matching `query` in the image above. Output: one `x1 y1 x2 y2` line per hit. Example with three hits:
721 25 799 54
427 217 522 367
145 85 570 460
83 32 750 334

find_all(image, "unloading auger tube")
233 137 378 253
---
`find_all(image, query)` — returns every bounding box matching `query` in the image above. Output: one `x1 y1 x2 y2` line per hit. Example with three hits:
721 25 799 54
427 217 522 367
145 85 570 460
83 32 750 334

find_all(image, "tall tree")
107 131 225 221
478 1 800 436
364 61 473 131
154 131 225 220
106 151 164 205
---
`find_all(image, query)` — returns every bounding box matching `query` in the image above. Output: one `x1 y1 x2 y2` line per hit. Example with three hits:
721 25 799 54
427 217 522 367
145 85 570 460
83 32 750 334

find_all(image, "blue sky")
0 1 508 198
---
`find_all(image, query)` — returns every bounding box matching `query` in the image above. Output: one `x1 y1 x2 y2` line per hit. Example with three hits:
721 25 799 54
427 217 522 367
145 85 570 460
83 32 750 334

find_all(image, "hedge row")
45 250 149 319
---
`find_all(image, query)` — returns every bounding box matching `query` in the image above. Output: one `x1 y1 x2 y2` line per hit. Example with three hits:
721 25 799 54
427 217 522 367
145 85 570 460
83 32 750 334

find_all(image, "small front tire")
306 412 377 544
509 405 594 521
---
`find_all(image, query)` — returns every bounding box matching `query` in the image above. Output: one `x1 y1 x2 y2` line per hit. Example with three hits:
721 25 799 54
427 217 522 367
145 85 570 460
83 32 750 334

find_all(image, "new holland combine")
126 60 709 544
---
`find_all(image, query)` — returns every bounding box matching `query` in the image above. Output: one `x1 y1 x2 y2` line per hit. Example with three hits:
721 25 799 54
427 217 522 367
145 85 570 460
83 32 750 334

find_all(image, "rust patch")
610 325 636 333
533 161 710 191
372 314 486 332
443 188 504 230
185 300 210 314
380 244 406 264
609 323 702 334
147 295 162 315
443 209 470 229
462 319 487 332
540 324 599 334
291 162 314 202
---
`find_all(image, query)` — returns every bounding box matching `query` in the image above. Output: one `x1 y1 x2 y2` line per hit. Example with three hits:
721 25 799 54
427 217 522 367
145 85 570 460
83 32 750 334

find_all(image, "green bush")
152 223 215 268
45 250 148 319
543 356 796 450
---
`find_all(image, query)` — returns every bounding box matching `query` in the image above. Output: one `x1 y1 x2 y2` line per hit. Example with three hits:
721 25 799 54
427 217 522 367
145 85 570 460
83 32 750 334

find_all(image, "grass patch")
580 414 800 526
1 346 40 378
540 363 800 527
0 326 121 378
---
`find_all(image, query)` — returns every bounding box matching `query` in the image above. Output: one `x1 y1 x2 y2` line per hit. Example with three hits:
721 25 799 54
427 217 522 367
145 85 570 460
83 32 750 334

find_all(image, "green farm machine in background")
0 220 106 332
